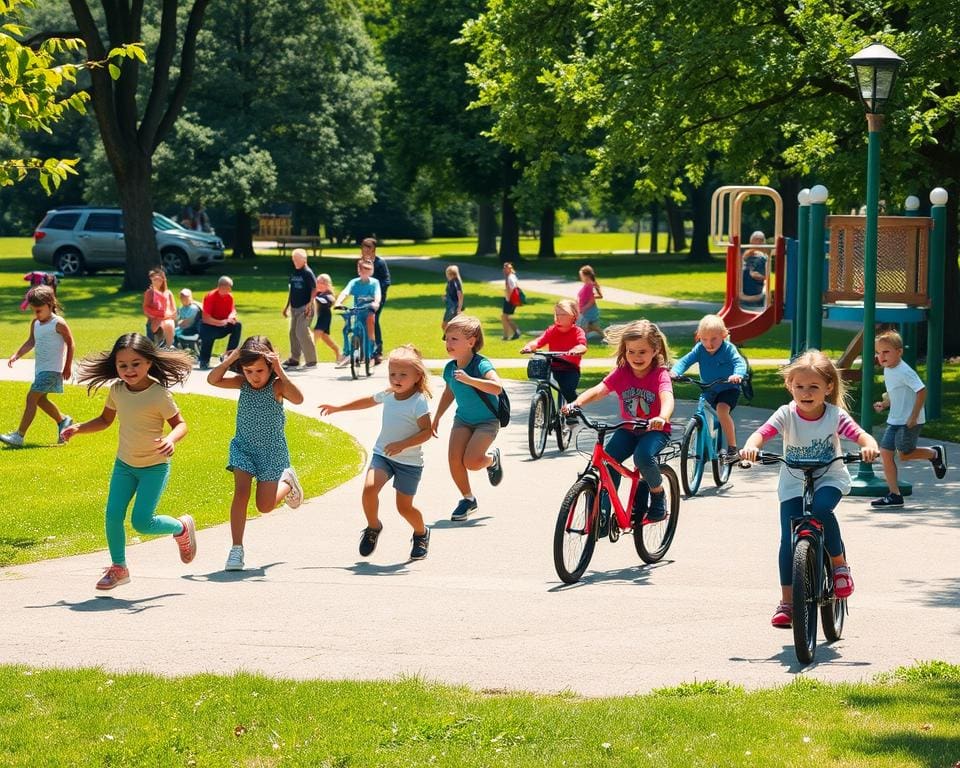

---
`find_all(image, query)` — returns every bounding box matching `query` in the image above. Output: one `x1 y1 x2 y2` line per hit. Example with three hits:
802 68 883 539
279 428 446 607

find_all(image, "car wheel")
161 249 188 275
55 248 85 277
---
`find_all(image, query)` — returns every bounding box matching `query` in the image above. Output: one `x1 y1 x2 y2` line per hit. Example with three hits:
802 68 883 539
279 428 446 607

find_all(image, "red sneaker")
96 564 130 590
174 514 197 564
833 565 855 598
771 602 792 628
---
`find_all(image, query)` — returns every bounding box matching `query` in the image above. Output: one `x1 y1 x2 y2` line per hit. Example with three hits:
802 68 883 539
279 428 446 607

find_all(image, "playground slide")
717 238 785 345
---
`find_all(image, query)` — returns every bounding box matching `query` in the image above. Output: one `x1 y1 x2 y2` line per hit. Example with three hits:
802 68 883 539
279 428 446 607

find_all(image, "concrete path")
1 361 957 696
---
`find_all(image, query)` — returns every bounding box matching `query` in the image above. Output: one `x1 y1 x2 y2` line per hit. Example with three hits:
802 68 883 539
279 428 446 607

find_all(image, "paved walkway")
1 360 957 696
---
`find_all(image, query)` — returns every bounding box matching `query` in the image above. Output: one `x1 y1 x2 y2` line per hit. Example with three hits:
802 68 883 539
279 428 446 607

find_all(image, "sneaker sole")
96 576 130 590
176 515 197 564
872 502 904 508
224 563 244 571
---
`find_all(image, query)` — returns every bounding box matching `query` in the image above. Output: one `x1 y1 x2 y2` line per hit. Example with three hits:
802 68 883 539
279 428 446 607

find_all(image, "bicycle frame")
588 439 643 531
693 396 722 462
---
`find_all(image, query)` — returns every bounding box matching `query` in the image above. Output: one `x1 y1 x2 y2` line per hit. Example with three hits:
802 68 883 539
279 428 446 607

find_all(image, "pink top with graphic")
602 364 673 431
530 324 586 367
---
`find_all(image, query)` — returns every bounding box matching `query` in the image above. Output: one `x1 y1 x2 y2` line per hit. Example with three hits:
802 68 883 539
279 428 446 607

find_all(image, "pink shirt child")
577 282 595 312
529 324 587 368
602 365 673 431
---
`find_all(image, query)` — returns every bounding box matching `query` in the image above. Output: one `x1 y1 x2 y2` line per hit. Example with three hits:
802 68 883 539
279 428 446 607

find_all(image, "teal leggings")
106 458 182 566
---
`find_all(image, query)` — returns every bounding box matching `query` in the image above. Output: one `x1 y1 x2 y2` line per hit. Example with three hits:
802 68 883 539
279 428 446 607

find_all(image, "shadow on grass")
182 562 285 582
25 593 184 614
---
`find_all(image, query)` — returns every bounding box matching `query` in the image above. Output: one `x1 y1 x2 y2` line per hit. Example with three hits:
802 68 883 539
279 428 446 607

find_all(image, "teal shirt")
443 355 497 424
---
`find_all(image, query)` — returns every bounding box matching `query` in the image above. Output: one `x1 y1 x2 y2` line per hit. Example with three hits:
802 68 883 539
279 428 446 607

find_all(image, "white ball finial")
809 185 829 204
798 188 811 206
930 187 948 205
904 195 920 211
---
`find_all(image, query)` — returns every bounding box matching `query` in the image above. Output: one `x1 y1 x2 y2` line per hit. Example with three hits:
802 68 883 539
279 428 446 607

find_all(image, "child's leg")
35 392 65 425
604 428 640 501
361 466 391 529
777 497 802 602
16 390 46 436
365 313 376 356
813 487 846 567
880 447 900 495
161 319 175 347
396 491 426 536
104 459 138 566
314 330 339 357
463 428 496 472
230 470 254 546
128 462 185 537
255 480 280 513
716 402 737 448
448 425 475 497
552 369 580 404
632 431 671 494
777 487 844 602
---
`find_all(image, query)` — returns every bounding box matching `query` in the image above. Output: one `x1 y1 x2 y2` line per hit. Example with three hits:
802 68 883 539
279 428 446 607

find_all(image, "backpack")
466 354 511 427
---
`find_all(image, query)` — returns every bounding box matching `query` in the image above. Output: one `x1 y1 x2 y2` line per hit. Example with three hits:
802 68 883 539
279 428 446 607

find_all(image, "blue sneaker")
450 497 478 521
645 491 667 522
410 528 430 560
359 524 383 557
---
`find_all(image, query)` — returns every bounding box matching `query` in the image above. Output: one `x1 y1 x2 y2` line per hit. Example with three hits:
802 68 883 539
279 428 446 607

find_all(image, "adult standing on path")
361 238 390 365
198 276 243 370
500 262 521 340
281 248 318 369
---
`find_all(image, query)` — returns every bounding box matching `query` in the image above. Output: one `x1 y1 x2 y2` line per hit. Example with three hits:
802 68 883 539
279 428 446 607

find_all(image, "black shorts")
704 388 739 411
314 313 332 334
502 300 516 315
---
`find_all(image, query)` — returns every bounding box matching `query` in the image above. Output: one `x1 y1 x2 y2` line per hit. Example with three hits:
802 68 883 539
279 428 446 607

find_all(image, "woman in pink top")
577 265 604 338
520 299 586 403
565 319 675 521
143 268 176 347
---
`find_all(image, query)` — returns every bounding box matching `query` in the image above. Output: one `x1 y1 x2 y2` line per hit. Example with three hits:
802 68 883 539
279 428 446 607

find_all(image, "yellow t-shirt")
104 381 180 467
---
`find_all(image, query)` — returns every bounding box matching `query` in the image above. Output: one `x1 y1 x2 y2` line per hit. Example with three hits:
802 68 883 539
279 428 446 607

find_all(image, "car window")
43 213 81 230
83 213 123 232
153 213 185 231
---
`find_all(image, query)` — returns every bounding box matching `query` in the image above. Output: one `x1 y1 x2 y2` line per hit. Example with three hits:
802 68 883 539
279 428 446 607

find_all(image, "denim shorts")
880 423 921 454
31 371 64 394
370 453 423 496
577 305 600 325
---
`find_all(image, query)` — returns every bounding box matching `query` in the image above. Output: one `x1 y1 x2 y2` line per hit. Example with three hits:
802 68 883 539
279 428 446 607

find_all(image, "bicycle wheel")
821 550 846 642
791 537 819 664
553 477 599 583
634 464 680 564
527 389 550 459
555 391 572 452
349 334 360 380
712 426 732 486
680 416 706 497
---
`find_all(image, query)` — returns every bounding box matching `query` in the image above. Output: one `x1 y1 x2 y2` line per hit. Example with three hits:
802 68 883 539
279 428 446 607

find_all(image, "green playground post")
794 190 810 357
927 187 947 419
805 186 827 351
901 196 920 368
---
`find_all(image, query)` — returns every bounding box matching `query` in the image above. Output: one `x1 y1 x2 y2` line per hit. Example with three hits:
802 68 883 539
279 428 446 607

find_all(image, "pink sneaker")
771 602 792 628
833 565 855 598
96 564 130 590
174 514 197 564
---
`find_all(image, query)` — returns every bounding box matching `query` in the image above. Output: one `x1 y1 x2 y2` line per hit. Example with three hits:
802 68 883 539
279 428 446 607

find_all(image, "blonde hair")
317 273 333 289
579 264 602 297
875 329 903 350
781 350 847 407
696 314 729 339
388 344 431 397
555 299 579 318
444 314 484 352
358 259 374 272
605 319 671 370
445 264 461 280
502 261 516 274
750 231 766 244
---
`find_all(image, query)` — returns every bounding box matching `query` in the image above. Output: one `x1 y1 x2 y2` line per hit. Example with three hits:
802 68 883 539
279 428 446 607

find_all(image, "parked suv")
32 206 225 276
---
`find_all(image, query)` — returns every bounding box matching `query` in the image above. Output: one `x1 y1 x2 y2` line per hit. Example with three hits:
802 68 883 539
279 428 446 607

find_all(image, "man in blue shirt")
361 238 390 364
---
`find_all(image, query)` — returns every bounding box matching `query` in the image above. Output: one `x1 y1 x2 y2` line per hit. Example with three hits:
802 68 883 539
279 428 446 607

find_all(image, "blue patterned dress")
227 379 290 482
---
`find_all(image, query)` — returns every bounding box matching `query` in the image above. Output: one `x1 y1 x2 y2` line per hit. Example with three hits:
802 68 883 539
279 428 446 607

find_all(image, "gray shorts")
370 453 423 496
452 415 499 437
880 423 921 454
31 371 64 394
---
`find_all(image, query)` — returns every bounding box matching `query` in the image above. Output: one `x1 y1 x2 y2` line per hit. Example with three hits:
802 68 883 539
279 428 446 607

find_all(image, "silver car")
31 207 225 276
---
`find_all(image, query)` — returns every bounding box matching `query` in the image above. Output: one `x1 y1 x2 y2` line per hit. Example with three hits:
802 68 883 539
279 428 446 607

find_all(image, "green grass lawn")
1 661 957 767
0 383 363 566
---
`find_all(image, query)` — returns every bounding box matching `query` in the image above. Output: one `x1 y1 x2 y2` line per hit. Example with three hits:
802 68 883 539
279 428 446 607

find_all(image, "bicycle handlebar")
520 349 584 357
752 451 865 469
565 406 651 433
672 374 747 390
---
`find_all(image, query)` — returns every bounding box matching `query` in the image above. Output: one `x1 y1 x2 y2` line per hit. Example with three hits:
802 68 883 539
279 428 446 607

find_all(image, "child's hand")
452 368 472 385
318 404 340 416
740 446 759 463
520 344 533 354
154 436 176 456
728 374 742 384
222 348 240 364
383 441 404 456
860 444 879 463
647 416 667 431
7 354 17 367
872 400 885 412
264 351 282 374
60 424 79 442
431 416 442 438
906 417 917 429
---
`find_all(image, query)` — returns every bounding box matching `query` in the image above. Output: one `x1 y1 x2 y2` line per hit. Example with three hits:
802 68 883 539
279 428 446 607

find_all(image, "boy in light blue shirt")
333 259 381 365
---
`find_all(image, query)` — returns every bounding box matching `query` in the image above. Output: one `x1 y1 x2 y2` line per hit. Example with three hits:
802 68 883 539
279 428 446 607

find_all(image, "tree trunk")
118 156 160 290
649 201 660 254
779 175 801 240
665 197 686 253
537 206 556 258
475 198 498 256
233 209 256 259
498 192 521 263
686 181 712 262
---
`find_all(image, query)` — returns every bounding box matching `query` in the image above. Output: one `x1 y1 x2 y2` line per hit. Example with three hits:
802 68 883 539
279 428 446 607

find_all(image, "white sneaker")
0 431 24 448
225 545 245 571
282 467 303 508
334 356 350 369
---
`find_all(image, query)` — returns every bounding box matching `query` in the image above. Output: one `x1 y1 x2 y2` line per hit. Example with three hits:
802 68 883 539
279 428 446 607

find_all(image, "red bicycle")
554 407 681 584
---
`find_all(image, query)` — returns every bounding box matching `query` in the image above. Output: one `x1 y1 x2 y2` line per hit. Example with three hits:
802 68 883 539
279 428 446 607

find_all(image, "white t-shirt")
34 314 66 373
372 390 431 466
883 361 925 425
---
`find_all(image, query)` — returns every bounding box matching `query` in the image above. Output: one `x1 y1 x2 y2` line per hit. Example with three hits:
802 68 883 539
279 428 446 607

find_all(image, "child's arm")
729 345 748 383
455 284 464 313
431 387 455 435
740 407 786 462
452 367 502 395
206 349 243 389
384 413 433 457
873 392 890 412
57 320 74 378
566 381 611 411
855 430 880 462
649 389 675 431
155 412 187 457
60 406 117 441
739 430 766 462
906 387 926 428
269 353 304 405
670 345 698 377
319 395 378 415
8 323 36 366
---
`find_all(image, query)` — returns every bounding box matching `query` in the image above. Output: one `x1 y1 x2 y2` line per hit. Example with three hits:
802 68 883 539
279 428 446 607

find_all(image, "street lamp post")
847 43 905 495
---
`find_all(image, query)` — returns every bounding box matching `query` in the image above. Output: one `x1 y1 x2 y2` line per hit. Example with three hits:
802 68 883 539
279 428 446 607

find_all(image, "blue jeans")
105 459 183 566
778 487 843 586
603 428 670 500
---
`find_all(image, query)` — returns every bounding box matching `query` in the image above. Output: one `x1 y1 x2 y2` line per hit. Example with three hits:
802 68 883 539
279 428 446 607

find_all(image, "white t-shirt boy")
372 390 430 466
882 361 925 426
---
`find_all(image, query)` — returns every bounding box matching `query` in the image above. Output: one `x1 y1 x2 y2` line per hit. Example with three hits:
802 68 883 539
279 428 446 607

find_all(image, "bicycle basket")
526 356 551 381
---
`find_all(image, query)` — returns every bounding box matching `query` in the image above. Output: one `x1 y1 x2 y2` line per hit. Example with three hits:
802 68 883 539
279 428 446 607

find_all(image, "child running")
576 265 604 338
319 345 433 560
207 336 305 571
520 299 587 405
871 330 947 507
60 333 196 590
2 286 75 448
564 319 675 522
670 314 749 459
442 265 464 336
431 314 505 521
313 273 342 364
739 350 879 628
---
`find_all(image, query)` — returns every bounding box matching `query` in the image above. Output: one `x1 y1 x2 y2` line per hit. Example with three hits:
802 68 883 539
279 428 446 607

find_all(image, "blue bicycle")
673 375 748 496
335 306 374 380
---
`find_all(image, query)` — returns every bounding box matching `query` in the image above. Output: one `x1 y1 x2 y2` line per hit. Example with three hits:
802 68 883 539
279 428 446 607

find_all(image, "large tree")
67 0 211 289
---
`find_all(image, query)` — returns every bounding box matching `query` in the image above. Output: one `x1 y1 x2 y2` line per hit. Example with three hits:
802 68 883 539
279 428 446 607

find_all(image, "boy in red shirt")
198 275 243 369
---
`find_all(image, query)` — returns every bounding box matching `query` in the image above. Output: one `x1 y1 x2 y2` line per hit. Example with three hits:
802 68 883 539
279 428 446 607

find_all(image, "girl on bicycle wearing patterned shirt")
739 350 878 629
564 319 675 522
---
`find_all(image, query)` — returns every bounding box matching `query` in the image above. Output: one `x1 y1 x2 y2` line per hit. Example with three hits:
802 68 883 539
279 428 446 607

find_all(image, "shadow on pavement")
25 593 184 614
547 560 672 591
430 516 492 529
730 642 872 673
182 562 285 582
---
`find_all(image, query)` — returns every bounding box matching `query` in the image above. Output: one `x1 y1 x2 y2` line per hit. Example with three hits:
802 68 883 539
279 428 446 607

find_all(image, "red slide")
717 236 784 345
